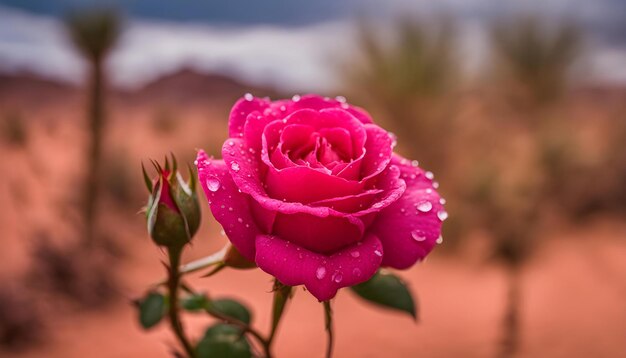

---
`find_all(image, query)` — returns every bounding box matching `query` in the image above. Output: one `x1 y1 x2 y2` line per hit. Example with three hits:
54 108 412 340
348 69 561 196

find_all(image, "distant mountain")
131 68 280 105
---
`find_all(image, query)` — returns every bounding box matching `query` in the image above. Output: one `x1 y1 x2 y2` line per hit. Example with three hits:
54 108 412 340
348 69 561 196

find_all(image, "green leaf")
181 293 209 312
196 324 251 358
350 270 417 319
137 291 166 329
209 298 252 325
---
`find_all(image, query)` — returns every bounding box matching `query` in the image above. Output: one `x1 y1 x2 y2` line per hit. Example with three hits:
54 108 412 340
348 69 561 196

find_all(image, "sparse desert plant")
1 111 28 147
64 8 121 246
490 16 581 108
342 16 459 173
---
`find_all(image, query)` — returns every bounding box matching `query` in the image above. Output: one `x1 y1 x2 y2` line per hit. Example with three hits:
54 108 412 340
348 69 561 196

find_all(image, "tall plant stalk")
65 9 121 246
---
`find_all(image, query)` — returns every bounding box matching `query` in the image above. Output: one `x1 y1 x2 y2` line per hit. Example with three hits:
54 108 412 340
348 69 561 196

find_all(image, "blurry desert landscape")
1 1 626 357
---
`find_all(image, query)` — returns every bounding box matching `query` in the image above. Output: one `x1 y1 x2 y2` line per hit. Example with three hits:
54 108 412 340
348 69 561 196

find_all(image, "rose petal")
271 212 365 253
196 150 260 260
229 96 269 138
255 233 383 301
221 137 333 217
290 94 374 124
360 124 394 181
368 154 443 269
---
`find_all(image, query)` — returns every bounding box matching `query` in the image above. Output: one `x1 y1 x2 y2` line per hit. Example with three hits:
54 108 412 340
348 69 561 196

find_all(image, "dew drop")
206 176 221 192
335 95 347 103
237 217 243 223
350 251 360 258
416 201 433 213
437 210 449 221
244 93 253 101
374 250 382 257
332 272 343 283
433 181 440 189
228 207 234 212
352 268 362 276
316 266 326 280
292 94 301 102
439 198 447 205
411 230 427 242
436 235 444 244
425 171 434 180
411 160 419 167
231 162 240 172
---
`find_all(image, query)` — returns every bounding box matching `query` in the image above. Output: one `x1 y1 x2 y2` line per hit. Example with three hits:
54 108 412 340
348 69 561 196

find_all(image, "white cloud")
0 4 624 91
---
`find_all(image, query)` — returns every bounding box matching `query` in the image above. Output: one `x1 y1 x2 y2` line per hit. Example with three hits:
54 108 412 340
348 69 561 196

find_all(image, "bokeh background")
0 0 625 357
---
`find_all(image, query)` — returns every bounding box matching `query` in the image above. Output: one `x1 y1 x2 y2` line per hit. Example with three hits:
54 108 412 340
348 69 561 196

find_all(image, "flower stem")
268 280 292 346
167 247 196 358
323 300 334 358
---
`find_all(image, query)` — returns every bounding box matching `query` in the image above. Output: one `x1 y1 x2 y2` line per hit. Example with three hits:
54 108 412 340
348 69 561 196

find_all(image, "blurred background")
0 0 625 357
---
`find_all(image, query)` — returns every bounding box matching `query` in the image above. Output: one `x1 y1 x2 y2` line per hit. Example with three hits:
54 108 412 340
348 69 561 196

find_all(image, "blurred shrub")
490 16 582 108
342 16 459 173
101 148 139 208
1 112 28 147
29 236 117 307
0 288 43 351
152 107 179 134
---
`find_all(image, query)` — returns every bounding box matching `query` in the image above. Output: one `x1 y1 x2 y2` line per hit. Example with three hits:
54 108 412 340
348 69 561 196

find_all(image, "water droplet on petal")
352 268 362 276
433 181 439 189
231 162 240 172
206 176 220 192
350 251 360 258
332 272 343 283
411 160 419 167
374 250 382 257
440 198 447 205
335 95 346 103
237 217 243 223
316 266 326 280
411 230 427 242
436 235 444 244
437 210 449 221
416 201 432 213
425 171 434 180
228 207 233 212
244 93 253 101
292 94 301 102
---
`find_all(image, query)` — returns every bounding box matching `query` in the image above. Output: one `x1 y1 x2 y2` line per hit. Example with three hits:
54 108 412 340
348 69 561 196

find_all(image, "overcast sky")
0 0 624 90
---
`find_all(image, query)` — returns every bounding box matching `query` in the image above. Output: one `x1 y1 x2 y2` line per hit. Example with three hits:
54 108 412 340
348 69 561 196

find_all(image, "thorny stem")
323 300 334 358
167 247 196 358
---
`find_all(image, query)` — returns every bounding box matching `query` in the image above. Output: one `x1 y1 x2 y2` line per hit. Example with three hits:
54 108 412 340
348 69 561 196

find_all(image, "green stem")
268 280 292 346
323 300 334 358
168 247 196 358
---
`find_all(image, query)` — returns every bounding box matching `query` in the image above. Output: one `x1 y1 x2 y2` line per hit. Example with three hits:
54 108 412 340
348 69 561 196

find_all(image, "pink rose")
196 94 445 301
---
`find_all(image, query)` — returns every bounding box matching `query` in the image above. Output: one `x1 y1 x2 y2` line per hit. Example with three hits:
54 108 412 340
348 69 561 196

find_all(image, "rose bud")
143 157 201 249
196 94 446 301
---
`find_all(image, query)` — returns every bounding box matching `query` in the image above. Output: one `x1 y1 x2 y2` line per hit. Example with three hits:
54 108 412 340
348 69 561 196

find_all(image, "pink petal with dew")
255 233 383 301
369 154 445 269
229 96 270 138
195 150 260 260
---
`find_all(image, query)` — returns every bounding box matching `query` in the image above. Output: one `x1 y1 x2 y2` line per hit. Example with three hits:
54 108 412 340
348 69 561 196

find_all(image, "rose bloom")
196 94 446 301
